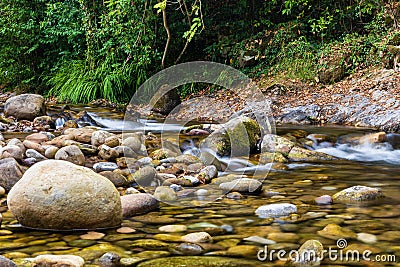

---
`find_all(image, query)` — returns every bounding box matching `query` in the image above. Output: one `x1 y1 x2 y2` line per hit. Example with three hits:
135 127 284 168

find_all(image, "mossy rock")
201 116 261 157
287 146 335 162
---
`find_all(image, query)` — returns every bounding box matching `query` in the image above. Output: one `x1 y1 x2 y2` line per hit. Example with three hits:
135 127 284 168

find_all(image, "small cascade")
315 135 400 165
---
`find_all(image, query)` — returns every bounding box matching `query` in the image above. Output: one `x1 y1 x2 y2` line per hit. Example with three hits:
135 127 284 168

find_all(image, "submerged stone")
332 185 384 202
255 203 297 218
136 256 259 267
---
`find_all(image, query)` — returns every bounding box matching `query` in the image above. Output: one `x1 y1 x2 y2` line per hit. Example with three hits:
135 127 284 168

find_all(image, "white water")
88 112 184 132
316 142 400 165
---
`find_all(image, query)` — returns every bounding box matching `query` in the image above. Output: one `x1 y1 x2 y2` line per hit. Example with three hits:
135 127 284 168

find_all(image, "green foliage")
0 0 398 101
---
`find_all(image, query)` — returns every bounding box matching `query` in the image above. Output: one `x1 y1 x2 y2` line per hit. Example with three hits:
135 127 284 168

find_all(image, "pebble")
255 203 297 218
116 227 136 234
33 255 84 267
332 185 384 202
243 236 276 245
80 231 106 240
181 232 213 243
357 233 377 244
99 252 120 267
315 195 333 205
93 162 119 172
172 243 204 255
158 225 187 233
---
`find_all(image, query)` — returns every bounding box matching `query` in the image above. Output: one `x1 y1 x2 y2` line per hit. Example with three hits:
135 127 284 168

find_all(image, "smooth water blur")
2 107 399 266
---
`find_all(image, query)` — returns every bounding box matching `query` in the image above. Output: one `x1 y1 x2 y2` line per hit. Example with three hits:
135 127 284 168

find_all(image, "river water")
1 106 399 266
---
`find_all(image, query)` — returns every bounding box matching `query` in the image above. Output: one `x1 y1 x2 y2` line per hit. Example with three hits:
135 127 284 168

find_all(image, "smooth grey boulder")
7 160 122 230
4 94 46 121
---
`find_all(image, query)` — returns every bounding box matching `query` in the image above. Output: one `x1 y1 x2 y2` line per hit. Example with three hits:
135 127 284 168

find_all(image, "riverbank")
145 67 400 133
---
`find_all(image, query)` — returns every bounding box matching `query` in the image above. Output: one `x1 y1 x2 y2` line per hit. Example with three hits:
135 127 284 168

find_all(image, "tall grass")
47 59 148 104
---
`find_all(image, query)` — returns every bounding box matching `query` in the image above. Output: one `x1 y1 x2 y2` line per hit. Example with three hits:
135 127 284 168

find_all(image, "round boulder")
7 160 122 230
4 94 46 121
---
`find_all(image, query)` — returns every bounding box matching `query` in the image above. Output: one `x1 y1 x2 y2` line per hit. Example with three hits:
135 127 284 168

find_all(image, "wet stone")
332 185 384 202
181 232 213 243
317 223 357 240
98 252 120 267
255 203 297 218
159 225 187 233
0 256 17 267
93 162 119 172
219 178 262 194
135 256 259 267
171 243 204 255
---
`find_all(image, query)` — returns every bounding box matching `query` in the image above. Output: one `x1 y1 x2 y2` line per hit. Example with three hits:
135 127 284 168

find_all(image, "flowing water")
1 107 400 266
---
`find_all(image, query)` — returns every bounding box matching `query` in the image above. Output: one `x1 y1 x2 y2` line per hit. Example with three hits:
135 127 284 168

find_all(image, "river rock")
25 149 47 161
0 256 17 267
219 178 262 194
25 132 49 143
255 203 297 218
98 145 119 161
159 224 187 233
153 186 178 201
23 139 45 153
317 223 357 240
181 232 213 243
104 136 120 148
92 130 115 147
32 255 84 267
357 233 377 244
100 171 129 187
288 146 334 161
132 166 157 186
136 256 258 267
0 158 24 191
7 160 122 230
150 85 181 115
359 132 386 144
121 193 159 217
175 154 202 165
7 138 25 154
261 134 295 154
200 116 261 156
122 135 142 152
44 146 59 159
55 145 85 166
93 162 119 172
332 185 384 202
172 243 204 256
99 252 120 267
114 146 137 158
4 94 45 121
293 239 324 266
65 127 96 143
0 145 24 160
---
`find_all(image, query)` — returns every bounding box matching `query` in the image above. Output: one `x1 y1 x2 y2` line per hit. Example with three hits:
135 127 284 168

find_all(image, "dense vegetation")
0 0 399 103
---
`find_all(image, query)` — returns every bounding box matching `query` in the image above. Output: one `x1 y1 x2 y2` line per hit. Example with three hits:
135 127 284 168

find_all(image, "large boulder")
7 160 122 230
200 116 261 156
4 94 45 121
0 158 24 191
